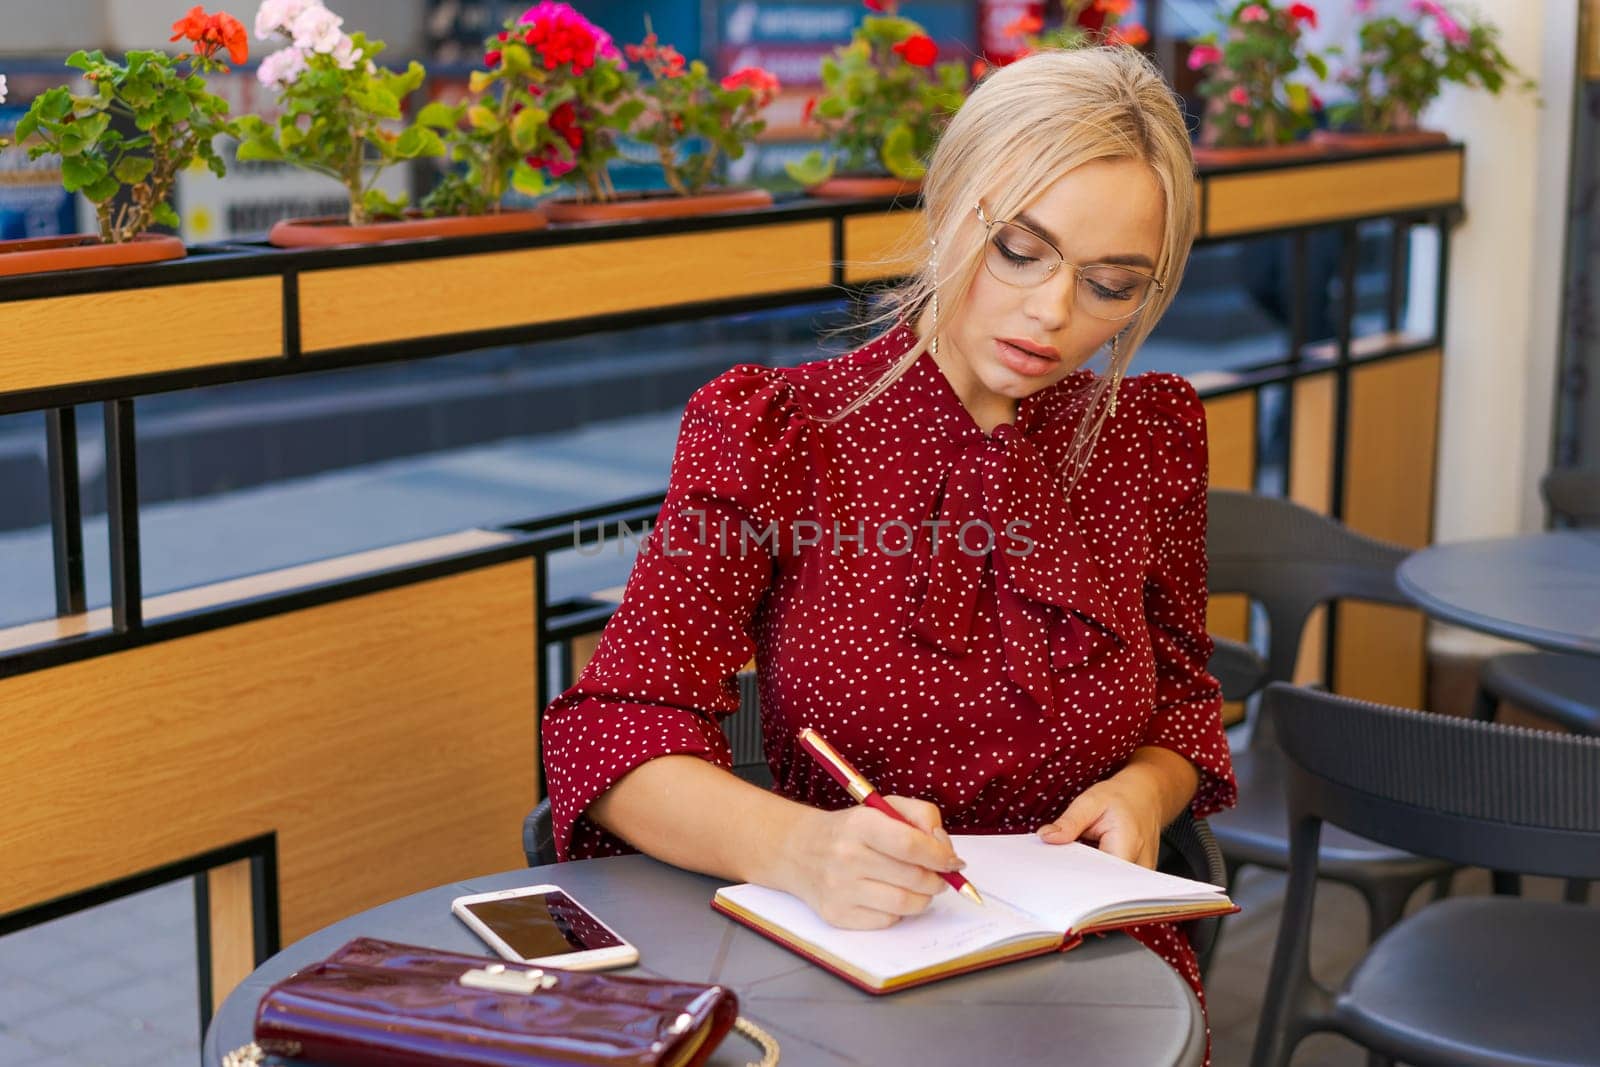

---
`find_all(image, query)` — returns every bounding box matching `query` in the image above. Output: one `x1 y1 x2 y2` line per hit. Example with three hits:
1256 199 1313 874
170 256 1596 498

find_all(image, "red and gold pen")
796 727 984 905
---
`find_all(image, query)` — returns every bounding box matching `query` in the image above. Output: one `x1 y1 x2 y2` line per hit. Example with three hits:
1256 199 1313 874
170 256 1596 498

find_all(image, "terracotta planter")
806 175 923 200
542 187 773 223
0 233 186 278
1309 128 1452 153
268 209 550 248
1191 142 1331 169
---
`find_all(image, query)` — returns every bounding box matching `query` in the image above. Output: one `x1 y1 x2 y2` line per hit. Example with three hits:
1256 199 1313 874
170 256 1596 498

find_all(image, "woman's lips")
994 338 1060 378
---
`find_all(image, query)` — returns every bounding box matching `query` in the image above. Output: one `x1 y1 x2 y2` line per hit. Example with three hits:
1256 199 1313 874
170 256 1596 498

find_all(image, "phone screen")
461 890 625 958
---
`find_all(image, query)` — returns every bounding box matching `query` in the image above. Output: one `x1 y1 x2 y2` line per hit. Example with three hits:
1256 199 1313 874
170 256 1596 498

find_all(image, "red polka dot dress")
542 320 1238 1048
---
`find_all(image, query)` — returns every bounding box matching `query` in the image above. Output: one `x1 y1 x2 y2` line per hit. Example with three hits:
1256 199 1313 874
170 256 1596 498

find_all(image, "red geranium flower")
170 6 248 66
1287 2 1318 26
802 95 817 124
864 0 895 11
720 66 781 107
1106 22 1150 47
1003 13 1043 38
892 34 939 67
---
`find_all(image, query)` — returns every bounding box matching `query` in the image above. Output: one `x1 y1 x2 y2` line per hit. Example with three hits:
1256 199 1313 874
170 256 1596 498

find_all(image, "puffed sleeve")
539 364 808 860
1134 374 1238 818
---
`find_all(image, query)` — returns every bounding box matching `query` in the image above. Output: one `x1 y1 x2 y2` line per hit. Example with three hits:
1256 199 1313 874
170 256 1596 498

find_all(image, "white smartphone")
451 884 640 970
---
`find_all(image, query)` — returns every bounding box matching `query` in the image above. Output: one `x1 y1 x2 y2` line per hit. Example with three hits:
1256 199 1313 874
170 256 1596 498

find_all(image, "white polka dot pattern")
539 321 1238 1031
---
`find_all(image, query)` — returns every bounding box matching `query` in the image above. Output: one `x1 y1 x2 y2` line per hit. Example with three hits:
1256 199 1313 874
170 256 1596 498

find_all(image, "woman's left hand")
1036 747 1201 869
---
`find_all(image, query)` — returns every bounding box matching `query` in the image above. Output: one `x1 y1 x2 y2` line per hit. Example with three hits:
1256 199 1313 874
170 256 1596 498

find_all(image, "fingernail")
1037 824 1057 836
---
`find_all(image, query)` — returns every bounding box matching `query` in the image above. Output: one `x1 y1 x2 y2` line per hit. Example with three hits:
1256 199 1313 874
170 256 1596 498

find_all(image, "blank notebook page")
950 835 1228 931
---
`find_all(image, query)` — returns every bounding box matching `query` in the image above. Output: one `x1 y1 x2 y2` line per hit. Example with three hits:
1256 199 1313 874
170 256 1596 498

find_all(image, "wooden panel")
1203 391 1255 725
1334 350 1442 708
0 528 515 655
299 222 834 352
206 860 256 1014
843 211 923 284
0 277 283 394
1204 152 1463 237
0 563 539 967
1288 371 1337 687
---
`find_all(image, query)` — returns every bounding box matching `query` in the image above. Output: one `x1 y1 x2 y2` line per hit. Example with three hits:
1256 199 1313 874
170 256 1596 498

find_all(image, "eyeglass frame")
972 202 1165 320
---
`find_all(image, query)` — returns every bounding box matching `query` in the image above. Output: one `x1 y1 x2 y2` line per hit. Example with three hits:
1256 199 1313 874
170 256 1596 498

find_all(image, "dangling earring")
1107 333 1123 416
929 236 939 359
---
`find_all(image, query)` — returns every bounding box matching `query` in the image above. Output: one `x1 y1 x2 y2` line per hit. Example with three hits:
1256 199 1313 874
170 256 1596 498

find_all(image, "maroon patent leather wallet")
252 937 739 1067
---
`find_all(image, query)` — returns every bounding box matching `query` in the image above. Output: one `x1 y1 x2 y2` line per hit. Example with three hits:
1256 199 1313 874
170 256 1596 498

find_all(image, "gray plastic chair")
1472 470 1600 904
1251 683 1600 1067
1203 489 1455 972
526 669 1231 954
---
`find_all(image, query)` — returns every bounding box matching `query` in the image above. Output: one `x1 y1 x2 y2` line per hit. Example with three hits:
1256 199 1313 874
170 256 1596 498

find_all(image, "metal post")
103 399 142 631
45 408 86 616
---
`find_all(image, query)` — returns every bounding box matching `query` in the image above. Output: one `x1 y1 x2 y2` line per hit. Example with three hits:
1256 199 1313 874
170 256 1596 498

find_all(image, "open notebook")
712 834 1237 994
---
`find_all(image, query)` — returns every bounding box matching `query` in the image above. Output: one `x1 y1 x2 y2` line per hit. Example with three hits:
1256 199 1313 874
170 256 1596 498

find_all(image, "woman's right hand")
777 796 965 929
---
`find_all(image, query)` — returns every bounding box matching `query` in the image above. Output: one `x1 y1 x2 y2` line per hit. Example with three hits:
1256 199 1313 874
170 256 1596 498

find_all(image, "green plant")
423 2 645 213
11 6 246 243
1331 0 1534 133
237 3 448 224
1189 2 1329 148
625 23 780 196
786 0 967 186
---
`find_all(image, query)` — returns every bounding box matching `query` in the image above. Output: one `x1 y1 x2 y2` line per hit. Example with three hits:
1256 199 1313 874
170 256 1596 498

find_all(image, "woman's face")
919 157 1167 432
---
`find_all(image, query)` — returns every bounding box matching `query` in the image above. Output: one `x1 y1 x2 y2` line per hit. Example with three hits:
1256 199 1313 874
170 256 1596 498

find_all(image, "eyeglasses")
974 202 1164 322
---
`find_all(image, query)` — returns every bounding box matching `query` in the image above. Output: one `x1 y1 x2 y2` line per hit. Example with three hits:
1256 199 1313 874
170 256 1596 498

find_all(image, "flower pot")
541 187 774 223
1309 128 1452 153
806 175 923 200
0 233 186 278
267 209 550 248
1192 142 1331 169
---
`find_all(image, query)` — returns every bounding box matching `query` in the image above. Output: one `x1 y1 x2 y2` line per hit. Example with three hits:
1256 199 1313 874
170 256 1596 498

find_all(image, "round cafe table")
203 855 1207 1067
1396 531 1600 657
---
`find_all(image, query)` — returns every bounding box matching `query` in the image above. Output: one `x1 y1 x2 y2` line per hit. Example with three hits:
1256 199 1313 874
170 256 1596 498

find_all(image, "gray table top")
1397 531 1600 657
203 855 1206 1067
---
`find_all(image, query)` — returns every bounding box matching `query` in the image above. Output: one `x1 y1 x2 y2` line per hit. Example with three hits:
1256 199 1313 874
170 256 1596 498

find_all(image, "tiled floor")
0 881 198 1066
1 860 1579 1066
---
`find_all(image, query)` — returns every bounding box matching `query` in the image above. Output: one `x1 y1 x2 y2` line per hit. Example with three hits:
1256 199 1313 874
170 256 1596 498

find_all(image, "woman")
541 44 1236 1047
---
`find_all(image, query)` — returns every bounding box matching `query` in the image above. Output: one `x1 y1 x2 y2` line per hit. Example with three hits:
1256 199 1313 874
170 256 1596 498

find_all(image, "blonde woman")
542 45 1237 1050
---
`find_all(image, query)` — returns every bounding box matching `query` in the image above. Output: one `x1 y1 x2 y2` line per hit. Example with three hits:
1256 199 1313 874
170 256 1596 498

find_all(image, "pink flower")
1411 0 1446 14
256 44 308 86
518 2 624 72
1239 4 1269 22
1187 42 1223 69
1236 112 1253 127
1228 85 1251 106
1437 13 1470 44
1353 0 1375 12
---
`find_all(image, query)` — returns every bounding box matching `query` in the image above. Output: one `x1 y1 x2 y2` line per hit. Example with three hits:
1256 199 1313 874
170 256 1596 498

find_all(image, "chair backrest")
1543 468 1600 527
1206 489 1412 688
1265 683 1600 881
730 670 772 787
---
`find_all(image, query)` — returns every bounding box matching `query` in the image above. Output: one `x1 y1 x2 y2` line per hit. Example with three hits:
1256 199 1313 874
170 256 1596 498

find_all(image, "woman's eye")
995 238 1036 264
1086 279 1134 301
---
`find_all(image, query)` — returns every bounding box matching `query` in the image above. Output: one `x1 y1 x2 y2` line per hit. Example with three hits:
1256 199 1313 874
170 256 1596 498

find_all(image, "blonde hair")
819 45 1198 496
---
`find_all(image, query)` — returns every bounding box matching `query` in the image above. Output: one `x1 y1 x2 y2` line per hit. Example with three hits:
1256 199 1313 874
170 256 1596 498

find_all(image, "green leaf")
83 174 120 203
152 201 181 229
511 159 548 197
59 154 105 192
783 149 834 187
1306 53 1329 81
1285 82 1311 115
467 104 501 131
468 70 496 94
880 122 925 180
13 109 39 142
394 124 445 159
163 92 193 123
510 105 547 151
235 138 286 162
502 43 532 74
65 50 92 72
114 155 155 183
416 101 460 128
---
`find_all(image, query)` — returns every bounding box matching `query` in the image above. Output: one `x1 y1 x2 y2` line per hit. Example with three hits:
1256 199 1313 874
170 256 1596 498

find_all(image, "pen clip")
797 728 875 803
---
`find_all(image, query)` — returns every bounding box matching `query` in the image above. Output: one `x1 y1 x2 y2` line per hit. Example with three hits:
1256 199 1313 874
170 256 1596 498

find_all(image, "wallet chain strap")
224 1014 779 1067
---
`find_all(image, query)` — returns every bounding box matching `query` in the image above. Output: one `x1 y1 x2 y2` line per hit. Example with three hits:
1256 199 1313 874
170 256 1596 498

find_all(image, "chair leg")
1359 878 1417 943
1564 879 1591 904
1491 870 1523 897
1470 685 1499 722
